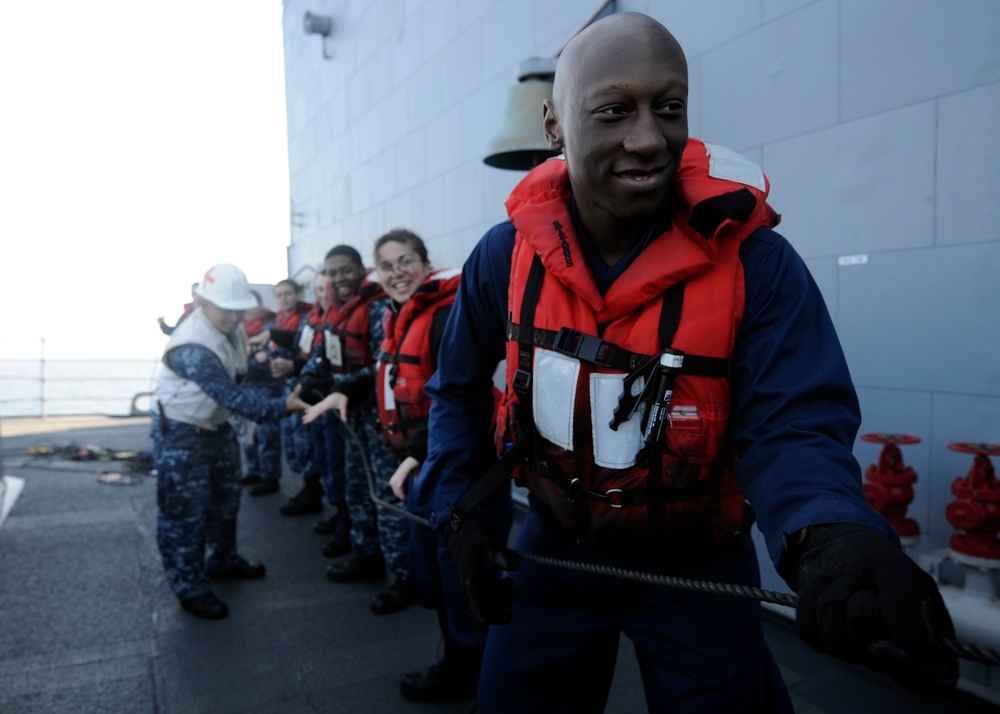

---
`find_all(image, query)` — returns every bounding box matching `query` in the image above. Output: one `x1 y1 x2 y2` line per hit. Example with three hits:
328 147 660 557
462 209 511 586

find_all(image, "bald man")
416 12 957 712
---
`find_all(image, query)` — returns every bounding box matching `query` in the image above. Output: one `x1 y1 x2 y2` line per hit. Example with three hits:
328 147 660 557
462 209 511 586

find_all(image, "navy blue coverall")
417 217 896 713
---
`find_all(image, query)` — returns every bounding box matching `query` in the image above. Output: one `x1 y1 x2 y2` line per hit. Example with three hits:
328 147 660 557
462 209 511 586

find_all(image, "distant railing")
0 338 160 418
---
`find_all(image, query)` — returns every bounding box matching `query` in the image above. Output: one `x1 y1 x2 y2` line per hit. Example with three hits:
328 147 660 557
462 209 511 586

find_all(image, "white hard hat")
194 264 258 310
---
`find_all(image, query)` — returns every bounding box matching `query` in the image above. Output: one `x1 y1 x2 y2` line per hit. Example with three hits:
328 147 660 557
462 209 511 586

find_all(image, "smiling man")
416 11 957 713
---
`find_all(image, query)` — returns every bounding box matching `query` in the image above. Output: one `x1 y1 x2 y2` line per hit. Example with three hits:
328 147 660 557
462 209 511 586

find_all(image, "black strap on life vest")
446 258 545 532
378 313 425 444
333 283 384 342
448 253 729 531
380 316 422 387
445 436 534 533
645 280 725 518
382 353 420 366
380 417 428 444
506 255 546 425
507 273 729 380
381 416 427 434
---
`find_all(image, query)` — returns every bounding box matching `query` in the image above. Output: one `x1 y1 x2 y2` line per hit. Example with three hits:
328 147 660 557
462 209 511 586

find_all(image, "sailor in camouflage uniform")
154 264 301 620
322 295 411 586
241 348 284 489
298 245 412 615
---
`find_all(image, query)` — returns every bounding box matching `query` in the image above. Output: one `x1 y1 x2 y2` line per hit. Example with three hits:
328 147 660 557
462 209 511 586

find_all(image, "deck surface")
0 417 996 713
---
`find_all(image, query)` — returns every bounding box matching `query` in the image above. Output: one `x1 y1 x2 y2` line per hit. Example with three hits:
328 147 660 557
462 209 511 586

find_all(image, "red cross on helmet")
194 264 258 310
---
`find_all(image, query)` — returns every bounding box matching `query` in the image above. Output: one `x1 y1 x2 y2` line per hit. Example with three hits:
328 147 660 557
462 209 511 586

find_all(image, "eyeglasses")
376 253 423 275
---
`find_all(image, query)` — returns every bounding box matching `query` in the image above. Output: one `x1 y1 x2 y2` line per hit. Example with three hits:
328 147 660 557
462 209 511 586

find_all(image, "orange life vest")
322 278 386 375
499 139 779 545
377 269 461 457
275 302 312 332
272 302 313 361
296 301 328 359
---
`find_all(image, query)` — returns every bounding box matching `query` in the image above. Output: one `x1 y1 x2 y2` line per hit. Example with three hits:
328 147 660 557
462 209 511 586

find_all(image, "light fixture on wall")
303 11 334 60
482 0 616 171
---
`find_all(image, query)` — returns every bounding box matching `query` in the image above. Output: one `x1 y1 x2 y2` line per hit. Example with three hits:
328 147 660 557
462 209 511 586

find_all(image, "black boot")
313 502 347 534
371 577 414 614
322 508 352 557
326 552 386 582
248 479 280 496
180 592 229 620
279 476 324 516
207 556 266 580
400 611 482 701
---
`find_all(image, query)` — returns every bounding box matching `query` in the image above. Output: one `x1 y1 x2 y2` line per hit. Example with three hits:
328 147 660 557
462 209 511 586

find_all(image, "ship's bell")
483 58 559 171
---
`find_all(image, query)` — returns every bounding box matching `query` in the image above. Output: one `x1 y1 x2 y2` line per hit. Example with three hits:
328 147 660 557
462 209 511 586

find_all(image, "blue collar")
569 197 671 295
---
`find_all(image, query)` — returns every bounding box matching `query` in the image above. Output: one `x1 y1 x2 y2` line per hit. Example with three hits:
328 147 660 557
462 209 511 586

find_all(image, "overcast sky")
0 1 291 360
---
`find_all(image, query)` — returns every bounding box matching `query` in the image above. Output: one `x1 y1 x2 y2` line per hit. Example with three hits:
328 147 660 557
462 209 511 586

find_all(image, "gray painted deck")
0 418 995 713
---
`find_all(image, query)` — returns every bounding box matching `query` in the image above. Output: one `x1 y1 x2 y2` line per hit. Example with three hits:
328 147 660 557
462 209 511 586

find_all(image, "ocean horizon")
0 359 161 418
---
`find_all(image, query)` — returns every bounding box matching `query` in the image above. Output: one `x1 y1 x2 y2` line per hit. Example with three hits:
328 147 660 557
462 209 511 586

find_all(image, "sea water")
0 360 162 417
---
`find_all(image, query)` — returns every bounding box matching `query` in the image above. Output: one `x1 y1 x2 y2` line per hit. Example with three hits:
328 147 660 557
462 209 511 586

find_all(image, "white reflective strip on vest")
590 372 644 469
324 329 344 367
703 142 766 192
298 324 315 355
380 361 396 410
532 349 579 451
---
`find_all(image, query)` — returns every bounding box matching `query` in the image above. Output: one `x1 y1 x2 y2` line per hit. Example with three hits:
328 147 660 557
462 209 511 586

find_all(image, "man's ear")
542 99 562 152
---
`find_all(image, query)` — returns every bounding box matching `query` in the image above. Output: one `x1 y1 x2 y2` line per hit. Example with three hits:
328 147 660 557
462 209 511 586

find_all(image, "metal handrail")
0 338 160 417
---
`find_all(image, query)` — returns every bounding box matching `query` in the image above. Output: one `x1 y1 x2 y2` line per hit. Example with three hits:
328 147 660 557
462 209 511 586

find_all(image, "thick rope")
338 417 1000 667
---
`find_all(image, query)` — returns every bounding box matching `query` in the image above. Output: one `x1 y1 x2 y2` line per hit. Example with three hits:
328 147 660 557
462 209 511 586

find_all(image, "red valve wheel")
948 442 1000 456
861 433 922 445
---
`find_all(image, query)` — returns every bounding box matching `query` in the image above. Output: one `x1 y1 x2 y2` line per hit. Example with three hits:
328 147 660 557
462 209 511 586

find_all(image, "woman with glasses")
305 228 496 702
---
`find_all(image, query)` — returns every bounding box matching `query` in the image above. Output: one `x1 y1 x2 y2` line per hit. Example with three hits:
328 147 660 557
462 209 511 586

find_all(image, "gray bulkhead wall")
281 0 1000 621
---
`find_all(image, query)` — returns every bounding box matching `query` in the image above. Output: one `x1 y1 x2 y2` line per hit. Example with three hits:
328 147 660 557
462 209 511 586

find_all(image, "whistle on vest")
609 350 685 447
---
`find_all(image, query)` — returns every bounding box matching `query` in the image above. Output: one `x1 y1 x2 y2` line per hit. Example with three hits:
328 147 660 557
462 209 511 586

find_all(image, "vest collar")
506 160 714 322
505 140 775 322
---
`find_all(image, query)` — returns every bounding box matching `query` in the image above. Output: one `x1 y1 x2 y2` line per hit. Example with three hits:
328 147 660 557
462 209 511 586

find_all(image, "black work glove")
297 373 334 405
787 523 958 695
444 513 520 630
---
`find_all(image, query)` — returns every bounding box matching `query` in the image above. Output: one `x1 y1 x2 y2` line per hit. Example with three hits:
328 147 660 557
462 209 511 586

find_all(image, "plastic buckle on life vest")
565 479 624 508
553 327 611 365
512 369 532 396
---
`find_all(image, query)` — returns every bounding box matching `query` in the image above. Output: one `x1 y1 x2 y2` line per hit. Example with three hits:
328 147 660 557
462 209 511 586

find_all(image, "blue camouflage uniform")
312 411 346 506
154 343 287 600
244 418 282 482
335 298 409 580
298 351 348 506
274 328 319 485
241 353 283 483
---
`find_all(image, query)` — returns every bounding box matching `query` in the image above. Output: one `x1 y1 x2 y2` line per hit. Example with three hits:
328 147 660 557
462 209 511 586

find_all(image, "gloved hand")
444 513 520 630
297 373 334 405
787 523 958 695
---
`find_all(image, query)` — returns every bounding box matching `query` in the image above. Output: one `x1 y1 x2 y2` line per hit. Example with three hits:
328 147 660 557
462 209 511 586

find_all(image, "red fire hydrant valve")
946 442 1000 561
861 433 922 540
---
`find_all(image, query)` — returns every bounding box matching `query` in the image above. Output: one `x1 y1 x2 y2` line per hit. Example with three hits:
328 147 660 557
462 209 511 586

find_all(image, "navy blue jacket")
416 220 895 572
